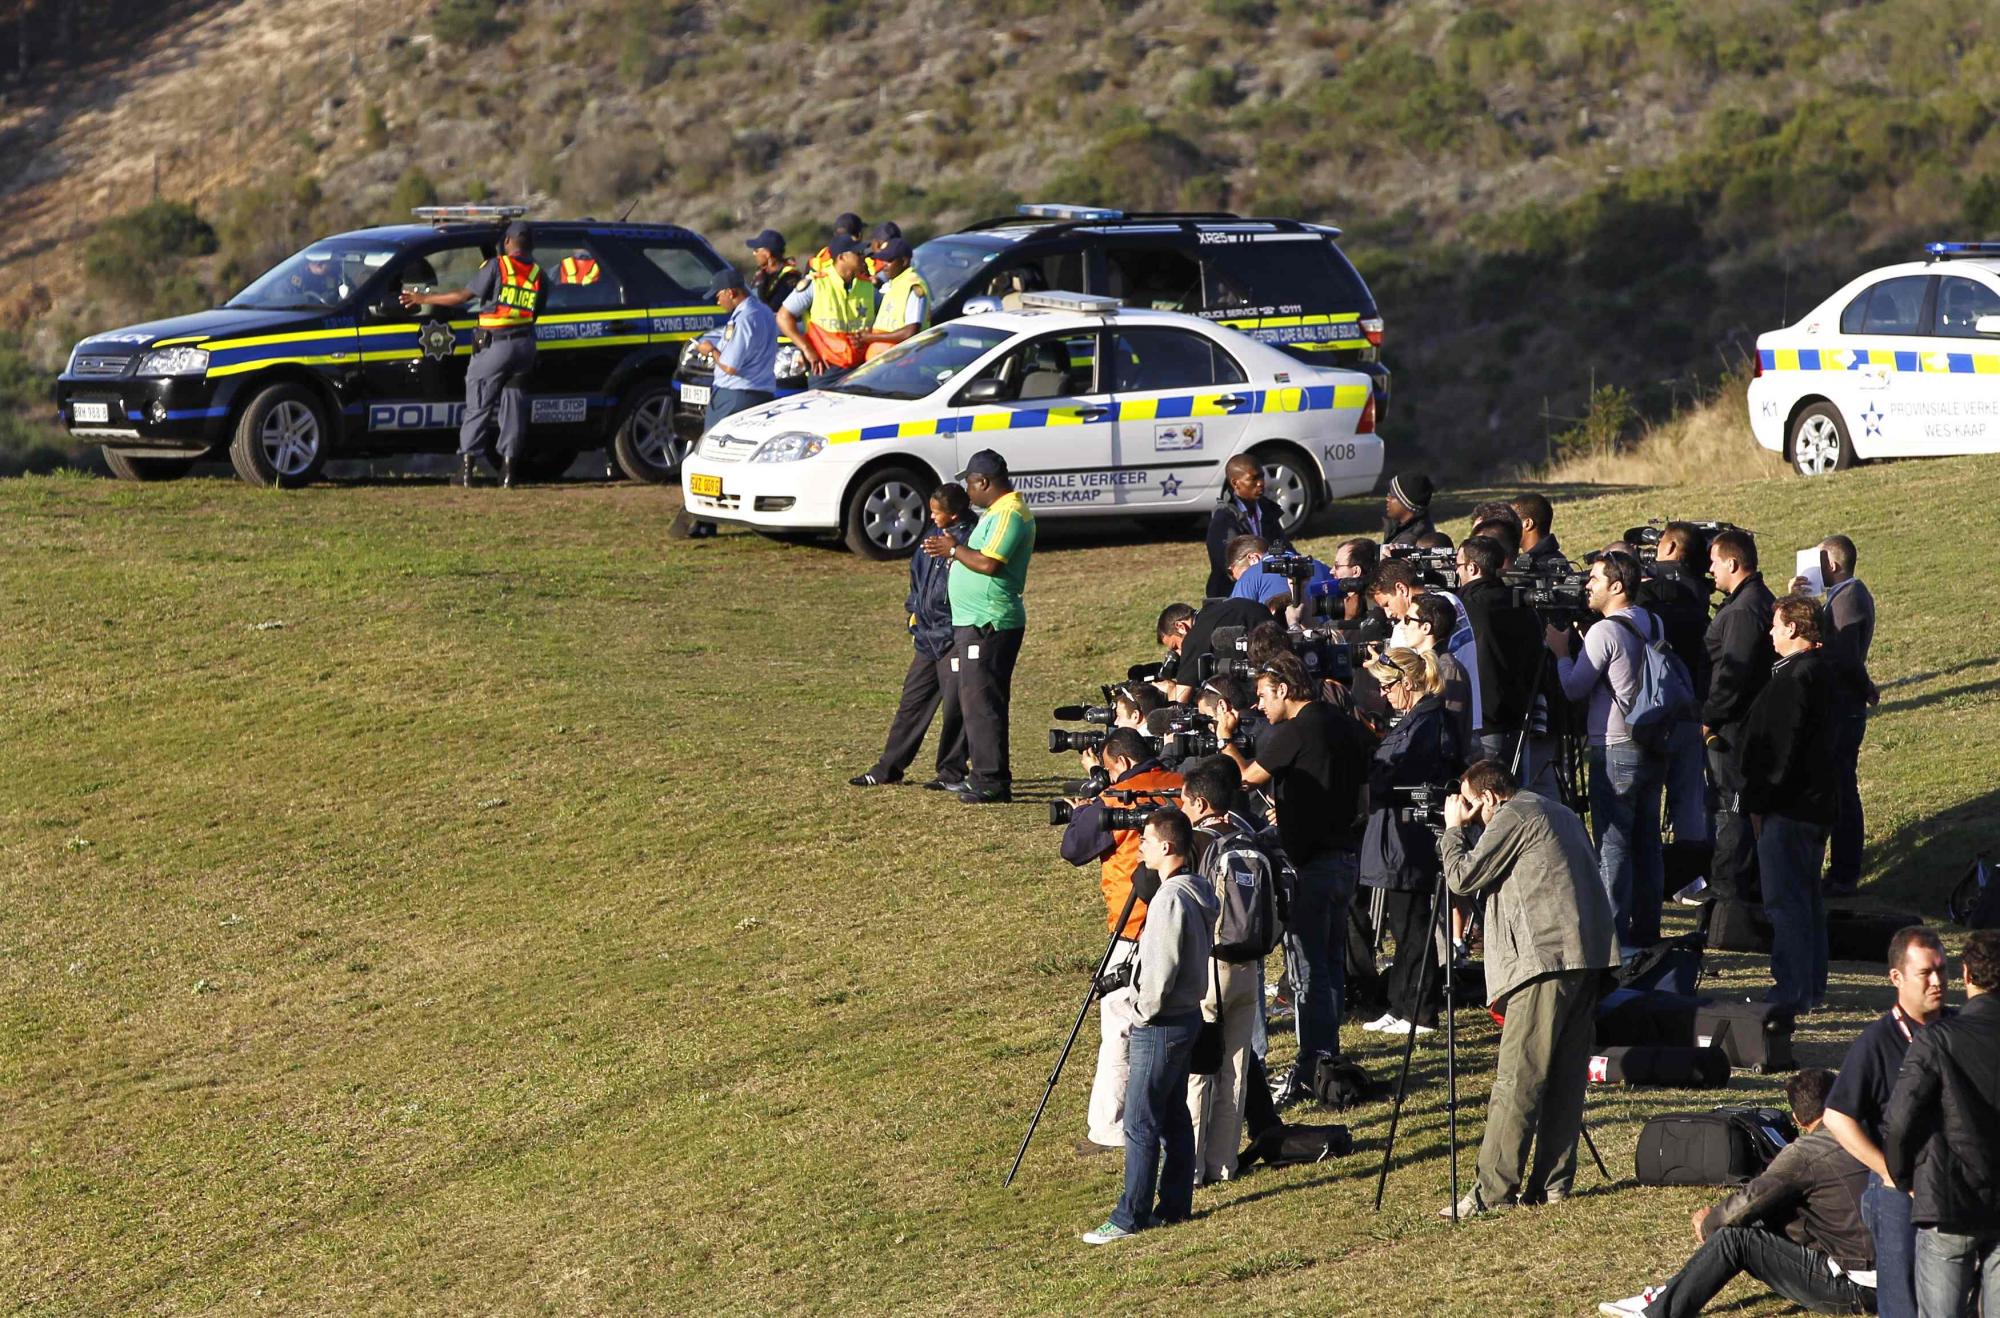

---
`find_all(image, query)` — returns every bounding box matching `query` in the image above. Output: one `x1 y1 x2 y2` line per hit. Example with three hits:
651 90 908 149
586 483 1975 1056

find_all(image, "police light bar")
1925 241 2000 263
1017 291 1123 315
1017 203 1125 222
412 204 529 224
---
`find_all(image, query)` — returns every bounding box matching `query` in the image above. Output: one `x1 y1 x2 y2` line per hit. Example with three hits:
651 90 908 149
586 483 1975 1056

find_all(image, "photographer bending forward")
1441 760 1619 1217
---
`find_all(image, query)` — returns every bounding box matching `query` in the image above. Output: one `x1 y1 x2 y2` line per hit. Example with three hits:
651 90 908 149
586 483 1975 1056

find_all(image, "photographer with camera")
1359 648 1466 1038
1157 598 1272 702
1440 760 1619 1216
849 483 978 791
1642 523 1718 903
1205 455 1291 600
1469 501 1525 566
1368 559 1481 728
1222 534 1294 612
1213 652 1373 1083
1410 593 1476 752
1194 675 1268 776
1059 727 1186 1152
1545 551 1670 960
1794 535 1877 897
1457 534 1545 775
1703 529 1779 906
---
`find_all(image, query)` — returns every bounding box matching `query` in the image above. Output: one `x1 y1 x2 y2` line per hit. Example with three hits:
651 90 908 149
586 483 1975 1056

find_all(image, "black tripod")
1003 884 1140 1187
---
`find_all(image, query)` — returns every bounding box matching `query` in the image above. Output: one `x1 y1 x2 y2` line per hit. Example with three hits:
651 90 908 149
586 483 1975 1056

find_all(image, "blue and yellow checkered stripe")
823 382 1369 445
1759 347 2000 375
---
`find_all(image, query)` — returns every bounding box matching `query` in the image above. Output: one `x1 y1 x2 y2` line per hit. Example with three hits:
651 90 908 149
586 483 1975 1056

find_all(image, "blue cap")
706 267 748 298
869 220 902 242
873 237 913 263
503 220 533 248
825 234 867 259
745 228 785 255
955 449 1008 481
834 212 864 237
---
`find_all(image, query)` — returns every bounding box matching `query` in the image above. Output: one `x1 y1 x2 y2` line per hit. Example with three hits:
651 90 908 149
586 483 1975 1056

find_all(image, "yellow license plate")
687 473 722 498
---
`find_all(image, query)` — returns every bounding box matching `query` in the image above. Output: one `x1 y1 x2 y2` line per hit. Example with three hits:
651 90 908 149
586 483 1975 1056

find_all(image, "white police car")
1749 241 2000 476
679 293 1385 558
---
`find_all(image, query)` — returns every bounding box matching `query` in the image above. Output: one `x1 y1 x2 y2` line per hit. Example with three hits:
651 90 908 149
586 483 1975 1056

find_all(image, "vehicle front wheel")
610 381 684 483
843 465 936 559
103 451 196 482
1254 443 1318 534
1788 402 1855 477
229 384 329 487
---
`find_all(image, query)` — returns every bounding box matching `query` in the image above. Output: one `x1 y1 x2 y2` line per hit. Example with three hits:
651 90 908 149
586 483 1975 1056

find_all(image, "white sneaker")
1361 1013 1399 1032
1598 1286 1662 1316
1375 1017 1436 1037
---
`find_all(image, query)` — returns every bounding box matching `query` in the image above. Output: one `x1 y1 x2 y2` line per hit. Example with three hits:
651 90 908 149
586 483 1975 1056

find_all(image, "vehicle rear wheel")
103 451 196 482
1254 443 1318 534
1788 402 1855 477
843 465 936 560
509 445 580 483
610 381 683 483
228 384 329 487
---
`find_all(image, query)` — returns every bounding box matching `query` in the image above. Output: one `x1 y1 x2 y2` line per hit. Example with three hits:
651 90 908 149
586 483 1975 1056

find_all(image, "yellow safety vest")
804 270 877 369
479 255 541 330
873 267 930 334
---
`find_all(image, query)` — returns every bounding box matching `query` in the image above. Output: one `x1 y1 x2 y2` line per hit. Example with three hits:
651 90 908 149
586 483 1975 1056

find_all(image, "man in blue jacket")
849 484 978 789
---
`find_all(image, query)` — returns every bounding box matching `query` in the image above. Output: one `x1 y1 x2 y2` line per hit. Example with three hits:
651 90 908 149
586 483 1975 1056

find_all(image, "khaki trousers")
1188 958 1263 1181
1475 968 1598 1207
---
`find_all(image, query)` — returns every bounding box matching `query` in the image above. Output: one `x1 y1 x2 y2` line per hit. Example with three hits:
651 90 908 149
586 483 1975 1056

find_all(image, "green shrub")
1965 175 2000 235
1187 66 1240 109
390 170 440 216
361 103 389 150
432 0 512 48
1046 124 1206 211
81 202 217 309
1205 0 1274 24
1554 383 1638 463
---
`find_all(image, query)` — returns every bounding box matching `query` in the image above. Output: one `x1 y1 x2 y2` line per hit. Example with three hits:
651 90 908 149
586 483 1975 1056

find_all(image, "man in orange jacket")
1059 727 1185 1152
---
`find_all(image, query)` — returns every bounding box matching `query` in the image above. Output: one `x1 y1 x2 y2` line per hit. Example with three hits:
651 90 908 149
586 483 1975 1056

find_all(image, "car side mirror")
1976 315 2000 336
958 376 1015 405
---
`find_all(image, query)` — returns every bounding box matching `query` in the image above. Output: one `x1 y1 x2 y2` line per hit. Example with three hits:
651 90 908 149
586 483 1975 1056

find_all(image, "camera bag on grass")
1635 1105 1797 1186
1595 988 1702 1048
1615 932 1706 997
1707 898 1773 953
1826 908 1926 963
1694 999 1796 1073
1311 1053 1381 1111
1589 1045 1731 1089
1240 1121 1353 1169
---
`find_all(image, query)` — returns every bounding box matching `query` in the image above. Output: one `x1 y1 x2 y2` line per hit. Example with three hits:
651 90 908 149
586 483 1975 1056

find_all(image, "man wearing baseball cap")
778 232 878 378
1384 471 1438 546
808 212 866 278
690 267 779 431
858 238 929 361
744 228 800 310
924 449 1035 804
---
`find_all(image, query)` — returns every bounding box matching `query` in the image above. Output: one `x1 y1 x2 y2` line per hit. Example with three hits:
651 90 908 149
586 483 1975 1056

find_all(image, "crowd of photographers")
841 465 2000 1313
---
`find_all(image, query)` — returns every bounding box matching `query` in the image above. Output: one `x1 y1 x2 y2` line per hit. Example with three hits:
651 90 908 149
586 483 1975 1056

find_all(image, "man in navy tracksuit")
849 484 978 790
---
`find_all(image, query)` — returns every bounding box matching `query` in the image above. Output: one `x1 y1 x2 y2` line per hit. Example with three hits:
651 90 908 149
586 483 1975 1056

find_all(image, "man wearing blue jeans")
1547 552 1666 960
674 266 778 538
1825 926 1950 1318
1084 809 1216 1245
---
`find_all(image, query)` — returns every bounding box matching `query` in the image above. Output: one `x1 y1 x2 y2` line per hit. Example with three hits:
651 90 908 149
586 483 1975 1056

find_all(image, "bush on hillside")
433 0 512 48
81 202 217 311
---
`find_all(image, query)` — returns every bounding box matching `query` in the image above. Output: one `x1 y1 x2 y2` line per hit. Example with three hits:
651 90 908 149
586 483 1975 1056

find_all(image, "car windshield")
913 237 1011 305
226 240 402 310
825 324 1013 401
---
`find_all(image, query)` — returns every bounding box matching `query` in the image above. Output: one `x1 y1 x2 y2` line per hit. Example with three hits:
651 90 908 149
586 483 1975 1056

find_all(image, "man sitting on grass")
1599 1067 1876 1316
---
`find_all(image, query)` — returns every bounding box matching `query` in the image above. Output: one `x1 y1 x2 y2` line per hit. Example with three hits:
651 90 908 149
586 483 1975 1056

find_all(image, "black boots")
501 457 516 489
458 453 478 487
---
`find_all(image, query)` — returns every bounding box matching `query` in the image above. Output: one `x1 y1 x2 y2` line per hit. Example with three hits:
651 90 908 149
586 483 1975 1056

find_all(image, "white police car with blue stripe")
680 293 1385 558
1749 241 2000 476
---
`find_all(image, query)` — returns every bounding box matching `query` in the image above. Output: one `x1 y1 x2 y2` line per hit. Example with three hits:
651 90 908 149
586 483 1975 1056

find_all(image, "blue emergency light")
1017 203 1125 222
1925 241 2000 263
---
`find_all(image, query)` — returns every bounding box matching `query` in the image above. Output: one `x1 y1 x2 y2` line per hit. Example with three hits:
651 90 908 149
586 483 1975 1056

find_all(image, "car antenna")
617 196 641 222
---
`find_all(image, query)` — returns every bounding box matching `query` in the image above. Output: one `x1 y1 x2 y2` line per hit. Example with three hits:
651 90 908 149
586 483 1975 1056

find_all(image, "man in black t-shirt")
1824 926 1950 1318
1215 651 1373 1075
1156 598 1272 702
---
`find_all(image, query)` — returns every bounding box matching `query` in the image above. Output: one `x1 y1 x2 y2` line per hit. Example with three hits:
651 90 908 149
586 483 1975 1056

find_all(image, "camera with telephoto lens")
1195 625 1257 684
1052 701 1117 726
1393 780 1460 831
1382 542 1461 589
1259 549 1318 590
1614 519 1743 568
1048 802 1158 827
1143 707 1219 765
1048 727 1109 754
1063 768 1112 797
1501 562 1592 628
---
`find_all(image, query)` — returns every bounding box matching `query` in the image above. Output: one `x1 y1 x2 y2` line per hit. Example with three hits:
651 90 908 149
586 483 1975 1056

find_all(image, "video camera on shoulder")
1500 560 1592 628
1382 542 1461 590
1393 780 1460 832
1288 623 1356 686
1052 700 1117 726
1615 519 1743 568
1143 706 1220 766
1047 785 1177 828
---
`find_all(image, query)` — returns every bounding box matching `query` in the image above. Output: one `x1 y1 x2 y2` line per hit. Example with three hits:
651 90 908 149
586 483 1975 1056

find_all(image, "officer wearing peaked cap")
401 219 545 488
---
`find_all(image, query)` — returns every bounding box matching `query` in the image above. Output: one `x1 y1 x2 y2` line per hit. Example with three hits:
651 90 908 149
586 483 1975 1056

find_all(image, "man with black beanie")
1384 472 1437 546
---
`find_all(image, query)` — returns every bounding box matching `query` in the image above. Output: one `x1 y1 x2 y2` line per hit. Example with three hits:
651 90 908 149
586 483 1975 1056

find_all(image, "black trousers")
869 648 966 785
1382 887 1439 1026
954 624 1023 792
1645 1226 1875 1317
1707 740 1761 904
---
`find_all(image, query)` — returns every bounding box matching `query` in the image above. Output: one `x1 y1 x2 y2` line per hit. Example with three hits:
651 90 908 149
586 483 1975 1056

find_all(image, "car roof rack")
1016 291 1123 315
1925 241 2000 264
412 204 529 227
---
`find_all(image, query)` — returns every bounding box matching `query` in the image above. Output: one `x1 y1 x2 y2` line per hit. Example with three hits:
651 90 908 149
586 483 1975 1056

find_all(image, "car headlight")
748 431 827 462
133 346 209 377
775 342 808 379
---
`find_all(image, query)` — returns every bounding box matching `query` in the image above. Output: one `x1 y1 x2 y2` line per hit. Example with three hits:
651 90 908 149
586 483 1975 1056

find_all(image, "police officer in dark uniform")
400 220 544 488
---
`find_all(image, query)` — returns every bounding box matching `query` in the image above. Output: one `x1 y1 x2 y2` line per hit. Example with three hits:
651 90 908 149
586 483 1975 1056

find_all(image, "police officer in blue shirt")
673 267 781 540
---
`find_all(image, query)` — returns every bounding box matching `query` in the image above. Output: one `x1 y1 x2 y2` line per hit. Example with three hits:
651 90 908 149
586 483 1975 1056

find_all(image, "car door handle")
1076 406 1110 421
1214 394 1247 409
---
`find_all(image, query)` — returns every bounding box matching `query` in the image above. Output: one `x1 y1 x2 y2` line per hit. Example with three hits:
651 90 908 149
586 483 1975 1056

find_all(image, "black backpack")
1241 1122 1353 1169
1202 815 1290 963
1635 1104 1797 1186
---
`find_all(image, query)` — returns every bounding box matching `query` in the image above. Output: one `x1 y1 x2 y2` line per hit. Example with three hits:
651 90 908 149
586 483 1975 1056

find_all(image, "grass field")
3 455 1995 1316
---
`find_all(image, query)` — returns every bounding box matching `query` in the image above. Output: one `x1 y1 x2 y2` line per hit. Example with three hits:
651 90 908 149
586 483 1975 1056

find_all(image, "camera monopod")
1003 882 1141 1187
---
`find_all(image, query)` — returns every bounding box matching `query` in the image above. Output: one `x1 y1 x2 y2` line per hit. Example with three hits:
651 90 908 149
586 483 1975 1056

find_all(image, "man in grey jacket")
1084 808 1218 1245
1441 759 1619 1217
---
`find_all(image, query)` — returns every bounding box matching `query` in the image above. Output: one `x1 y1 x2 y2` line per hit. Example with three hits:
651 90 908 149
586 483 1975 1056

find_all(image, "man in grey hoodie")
1083 808 1218 1245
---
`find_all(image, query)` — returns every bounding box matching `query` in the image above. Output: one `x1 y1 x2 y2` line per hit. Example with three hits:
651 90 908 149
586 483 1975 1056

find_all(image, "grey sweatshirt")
1131 868 1218 1022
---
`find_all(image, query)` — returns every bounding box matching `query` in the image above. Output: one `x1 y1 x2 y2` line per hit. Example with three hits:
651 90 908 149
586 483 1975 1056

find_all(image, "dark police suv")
56 205 729 486
669 203 1389 442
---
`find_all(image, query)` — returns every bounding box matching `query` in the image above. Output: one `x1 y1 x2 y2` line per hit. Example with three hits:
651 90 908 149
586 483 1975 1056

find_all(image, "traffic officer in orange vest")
556 248 600 284
807 212 865 278
858 238 929 361
777 233 877 379
400 220 544 487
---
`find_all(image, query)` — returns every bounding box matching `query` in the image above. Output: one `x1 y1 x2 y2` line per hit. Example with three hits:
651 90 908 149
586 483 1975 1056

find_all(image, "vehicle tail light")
1752 352 1762 379
1357 396 1377 434
1361 316 1384 347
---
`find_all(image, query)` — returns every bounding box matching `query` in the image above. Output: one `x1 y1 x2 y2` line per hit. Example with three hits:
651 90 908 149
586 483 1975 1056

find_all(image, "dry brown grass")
1544 371 1789 487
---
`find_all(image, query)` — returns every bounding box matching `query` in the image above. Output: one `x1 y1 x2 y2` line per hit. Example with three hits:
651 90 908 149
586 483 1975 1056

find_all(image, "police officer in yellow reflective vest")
777 233 877 380
401 220 544 487
859 238 929 361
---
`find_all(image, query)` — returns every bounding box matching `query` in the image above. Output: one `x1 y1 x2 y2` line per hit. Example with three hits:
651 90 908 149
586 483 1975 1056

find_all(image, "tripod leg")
1579 1119 1611 1182
1372 879 1455 1213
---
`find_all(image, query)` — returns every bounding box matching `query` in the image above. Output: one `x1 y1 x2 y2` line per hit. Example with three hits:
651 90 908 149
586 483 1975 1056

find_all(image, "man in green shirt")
924 449 1035 804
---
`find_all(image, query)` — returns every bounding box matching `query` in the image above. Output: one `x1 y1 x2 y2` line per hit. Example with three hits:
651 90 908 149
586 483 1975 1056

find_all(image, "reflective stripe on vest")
873 268 930 333
479 255 542 330
559 256 600 285
805 270 877 369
